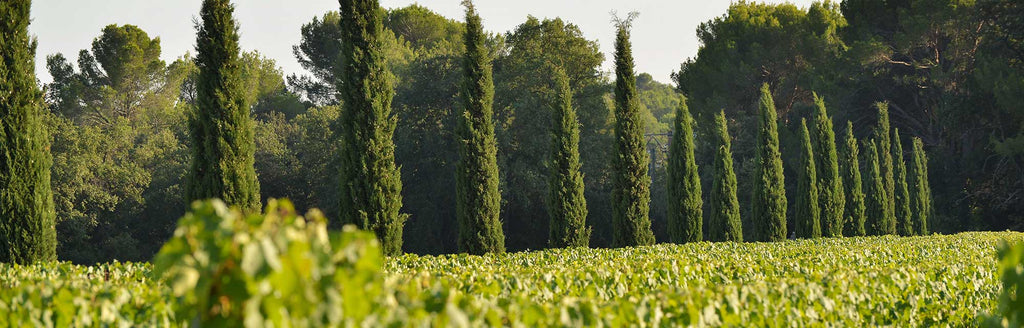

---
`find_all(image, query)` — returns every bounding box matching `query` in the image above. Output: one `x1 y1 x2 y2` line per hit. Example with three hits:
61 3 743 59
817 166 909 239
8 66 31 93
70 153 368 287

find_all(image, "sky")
29 0 815 85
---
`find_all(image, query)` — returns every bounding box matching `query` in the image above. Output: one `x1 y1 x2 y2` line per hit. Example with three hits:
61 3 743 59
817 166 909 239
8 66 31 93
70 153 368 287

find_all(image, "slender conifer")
874 102 896 233
667 96 702 243
751 84 788 242
840 122 867 237
187 0 261 211
795 119 821 239
548 67 590 248
910 138 931 235
812 95 843 237
864 140 893 235
892 129 912 236
0 0 57 263
610 13 655 247
708 111 742 242
456 0 504 254
336 0 406 254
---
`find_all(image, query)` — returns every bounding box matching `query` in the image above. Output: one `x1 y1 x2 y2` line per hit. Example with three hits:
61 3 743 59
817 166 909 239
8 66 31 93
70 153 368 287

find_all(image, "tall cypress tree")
187 0 261 211
337 0 406 255
811 94 843 237
795 119 821 239
751 83 788 242
667 96 702 243
0 0 57 264
548 67 590 248
892 129 912 236
910 137 931 235
864 140 892 235
709 111 742 242
874 102 896 233
456 0 504 254
840 122 867 237
610 13 655 247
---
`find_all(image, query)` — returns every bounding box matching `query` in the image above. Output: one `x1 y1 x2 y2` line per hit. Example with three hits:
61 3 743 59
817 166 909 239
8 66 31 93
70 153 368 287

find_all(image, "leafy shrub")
152 199 382 326
984 241 1024 327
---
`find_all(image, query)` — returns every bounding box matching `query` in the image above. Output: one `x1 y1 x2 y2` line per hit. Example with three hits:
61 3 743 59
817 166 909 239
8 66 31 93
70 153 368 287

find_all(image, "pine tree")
864 140 892 235
709 111 742 242
548 67 590 248
187 0 261 211
910 138 931 235
892 129 912 236
874 102 896 233
456 0 504 254
811 94 843 237
610 13 655 247
751 83 788 242
795 119 821 239
667 95 702 243
840 122 867 237
0 0 57 264
336 0 406 255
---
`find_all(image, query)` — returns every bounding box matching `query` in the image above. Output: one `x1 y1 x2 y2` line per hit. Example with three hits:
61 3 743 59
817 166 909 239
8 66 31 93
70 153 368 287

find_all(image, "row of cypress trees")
665 83 933 243
187 0 411 256
0 0 936 261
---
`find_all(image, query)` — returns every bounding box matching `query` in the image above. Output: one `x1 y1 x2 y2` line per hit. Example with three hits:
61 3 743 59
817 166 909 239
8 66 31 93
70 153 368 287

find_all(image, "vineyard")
0 200 1020 327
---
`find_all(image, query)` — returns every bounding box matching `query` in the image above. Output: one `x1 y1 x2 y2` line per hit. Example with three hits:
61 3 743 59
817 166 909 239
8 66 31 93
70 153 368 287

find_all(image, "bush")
983 241 1024 327
152 199 383 326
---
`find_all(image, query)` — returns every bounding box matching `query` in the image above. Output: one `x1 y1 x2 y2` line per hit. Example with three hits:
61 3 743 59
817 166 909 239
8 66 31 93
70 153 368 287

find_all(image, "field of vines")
0 200 1021 327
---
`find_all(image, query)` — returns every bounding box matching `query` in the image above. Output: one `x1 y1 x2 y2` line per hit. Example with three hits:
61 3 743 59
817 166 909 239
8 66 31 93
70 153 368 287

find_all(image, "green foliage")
0 0 57 264
0 262 176 325
751 84 787 242
186 0 261 211
909 138 931 235
456 1 504 255
667 96 703 243
892 129 913 236
45 25 166 123
45 29 193 264
153 199 382 326
864 140 894 236
547 68 590 248
873 102 896 234
983 241 1024 327
795 119 821 239
4 228 1020 326
708 111 742 242
840 122 867 237
336 0 406 255
493 16 609 250
610 14 654 248
812 95 843 237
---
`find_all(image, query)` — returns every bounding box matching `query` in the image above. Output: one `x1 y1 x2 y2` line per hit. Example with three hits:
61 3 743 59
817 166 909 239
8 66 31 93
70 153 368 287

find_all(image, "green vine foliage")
152 199 383 326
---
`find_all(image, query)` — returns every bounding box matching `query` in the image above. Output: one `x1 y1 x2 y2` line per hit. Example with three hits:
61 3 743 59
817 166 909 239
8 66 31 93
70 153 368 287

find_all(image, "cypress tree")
751 83 788 242
892 129 912 236
874 102 896 233
709 111 742 242
864 140 893 235
840 122 867 237
337 0 406 255
667 96 702 243
548 67 590 248
610 13 655 247
187 0 261 211
794 119 821 239
0 0 57 264
811 94 843 237
456 0 504 254
910 137 931 235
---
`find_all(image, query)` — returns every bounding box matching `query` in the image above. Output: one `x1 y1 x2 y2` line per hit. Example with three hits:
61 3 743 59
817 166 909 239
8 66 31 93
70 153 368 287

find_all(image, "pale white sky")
29 0 815 84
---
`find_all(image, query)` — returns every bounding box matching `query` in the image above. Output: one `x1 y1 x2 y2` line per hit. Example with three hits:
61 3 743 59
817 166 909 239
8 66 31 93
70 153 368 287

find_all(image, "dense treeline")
10 0 1019 262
